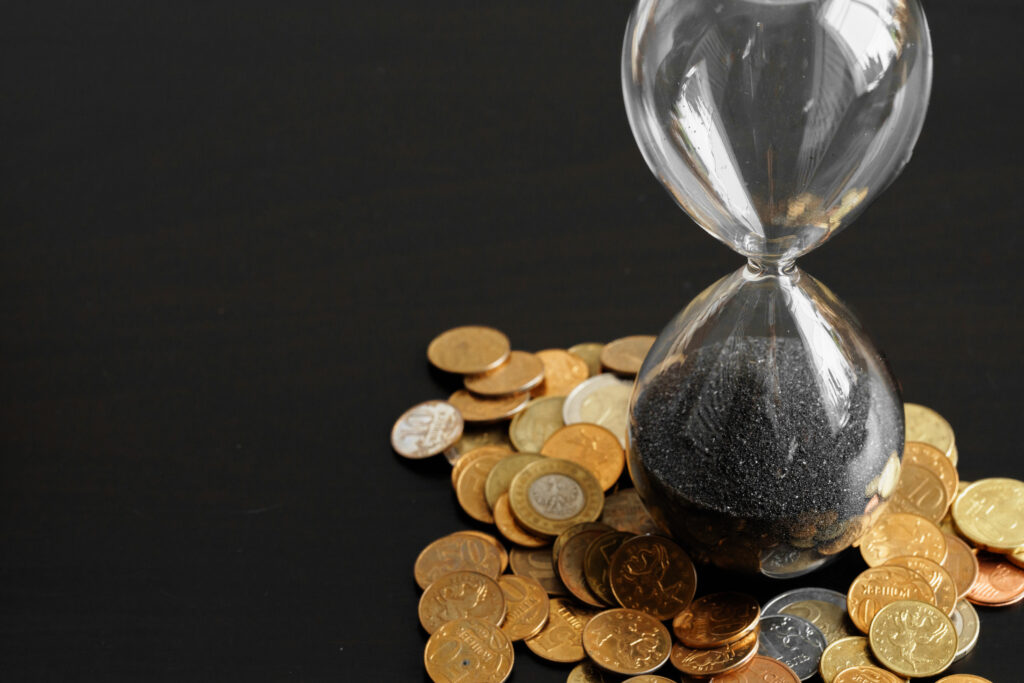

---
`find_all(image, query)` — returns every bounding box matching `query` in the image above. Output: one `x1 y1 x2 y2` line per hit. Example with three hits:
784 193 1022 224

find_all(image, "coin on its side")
455 451 506 524
582 608 671 675
583 530 631 606
757 614 828 681
903 441 959 504
819 637 878 683
464 350 545 396
485 453 546 510
532 349 589 397
868 600 956 678
418 570 506 634
610 535 697 621
524 597 599 663
556 529 608 608
669 629 758 678
859 513 947 567
451 444 513 488
1012 546 1024 569
600 335 656 375
885 556 957 615
392 400 464 459
952 478 1024 552
563 373 633 446
711 655 800 682
904 403 956 458
497 574 549 642
423 617 513 683
508 458 604 537
600 488 662 535
509 396 565 453
952 599 979 662
541 423 625 491
446 426 514 466
552 521 613 570
832 666 904 683
940 534 980 600
449 389 529 423
886 464 949 523
847 565 935 633
493 493 549 548
427 326 511 375
673 592 760 648
509 546 566 596
966 552 1024 606
414 533 504 590
568 342 604 377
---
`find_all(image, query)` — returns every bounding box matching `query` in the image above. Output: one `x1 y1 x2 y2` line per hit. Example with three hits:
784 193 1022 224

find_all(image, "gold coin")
556 529 608 608
451 444 513 488
552 521 613 569
449 531 509 573
711 655 800 682
567 661 608 683
524 597 599 663
532 349 590 397
455 451 506 523
414 533 504 590
563 373 633 446
600 335 656 375
497 574 550 641
583 530 631 606
937 677 994 683
868 600 956 678
623 677 675 683
427 326 510 375
953 599 980 661
952 477 1024 551
819 636 878 683
966 551 1024 606
846 565 935 633
859 513 947 567
448 389 529 423
391 400 464 459
418 570 507 634
485 453 546 510
509 546 567 596
903 441 959 504
886 463 949 523
582 608 672 675
885 555 957 615
940 534 980 600
568 342 604 377
1011 546 1024 569
445 425 514 466
423 617 514 683
904 403 956 458
672 592 759 648
509 396 565 453
779 600 858 644
493 493 549 548
541 423 625 491
507 458 604 537
832 666 904 682
600 488 662 535
948 442 959 467
668 629 758 677
610 535 697 621
464 350 545 396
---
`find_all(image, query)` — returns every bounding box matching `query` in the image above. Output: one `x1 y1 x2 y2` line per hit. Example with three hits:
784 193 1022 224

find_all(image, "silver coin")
757 614 828 681
562 373 633 447
953 599 979 662
762 587 847 616
390 400 464 459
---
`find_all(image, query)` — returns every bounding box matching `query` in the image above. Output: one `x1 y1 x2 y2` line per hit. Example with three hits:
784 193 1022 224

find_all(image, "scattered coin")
600 488 662 535
448 389 529 423
583 530 631 606
418 570 507 634
427 326 511 375
567 661 607 683
868 600 956 678
568 342 604 377
493 493 549 548
582 608 671 675
832 666 904 682
392 400 464 459
903 441 959 504
952 477 1024 552
673 592 760 648
423 617 514 683
557 529 610 608
455 450 506 523
936 676 993 682
818 636 878 683
509 396 565 452
885 556 957 615
563 373 633 446
622 676 675 683
966 552 1024 606
445 426 514 465
886 463 949 523
451 444 512 488
509 546 567 596
448 530 508 573
858 513 947 567
552 521 613 570
414 533 504 590
776 598 858 645
947 442 960 467
904 402 956 459
757 614 827 680
600 335 656 375
541 423 625 491
524 597 598 663
763 587 848 616
940 533 980 600
485 453 546 510
952 599 979 662
610 535 697 621
846 565 935 633
1012 546 1024 569
497 574 549 641
711 655 800 682
464 350 545 396
533 349 590 397
507 458 604 537
669 629 758 677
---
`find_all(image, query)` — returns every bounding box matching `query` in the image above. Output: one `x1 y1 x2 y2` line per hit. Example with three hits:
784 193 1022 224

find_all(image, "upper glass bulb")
623 0 932 263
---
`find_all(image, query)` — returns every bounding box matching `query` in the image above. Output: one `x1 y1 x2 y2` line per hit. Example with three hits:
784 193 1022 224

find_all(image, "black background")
2 1 1022 681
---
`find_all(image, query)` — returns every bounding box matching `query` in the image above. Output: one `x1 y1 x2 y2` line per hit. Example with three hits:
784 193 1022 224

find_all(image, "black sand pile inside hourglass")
630 337 901 572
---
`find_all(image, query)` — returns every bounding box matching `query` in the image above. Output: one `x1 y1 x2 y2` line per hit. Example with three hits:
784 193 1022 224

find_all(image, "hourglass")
623 0 932 577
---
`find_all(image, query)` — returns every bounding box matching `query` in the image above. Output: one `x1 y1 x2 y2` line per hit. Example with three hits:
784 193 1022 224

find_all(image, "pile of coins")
392 326 1023 682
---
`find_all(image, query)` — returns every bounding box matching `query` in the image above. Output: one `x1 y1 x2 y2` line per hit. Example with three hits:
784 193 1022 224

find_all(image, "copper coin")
464 350 545 396
509 546 567 596
455 451 506 523
427 325 511 374
669 629 758 677
612 535 697 621
448 530 509 573
966 552 1024 606
557 529 608 608
446 426 514 465
568 342 604 377
600 335 656 375
940 534 980 600
903 403 956 459
414 533 504 590
552 521 613 569
859 513 947 567
532 348 589 397
493 493 549 548
903 441 959 504
936 676 994 682
884 556 958 615
583 530 632 606
846 565 935 633
451 444 512 488
582 608 672 675
568 661 609 683
523 597 599 663
711 655 800 682
497 574 550 641
541 423 625 491
601 488 662 535
448 388 529 423
832 666 904 682
886 463 949 523
418 570 507 634
391 400 464 459
673 592 760 648
423 617 514 683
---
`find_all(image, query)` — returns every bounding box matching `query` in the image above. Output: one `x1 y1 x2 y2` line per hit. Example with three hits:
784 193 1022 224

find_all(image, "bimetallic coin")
763 587 848 616
669 630 758 677
524 597 599 663
952 477 1024 551
509 396 565 453
609 535 697 621
673 592 760 648
451 444 512 488
940 534 980 600
886 463 949 523
507 458 604 537
846 565 935 633
832 666 904 683
583 530 631 606
448 389 529 423
532 349 590 397
711 655 800 682
600 335 656 375
418 570 506 634
509 546 567 596
904 403 956 459
819 637 877 683
567 661 608 683
448 531 508 573
427 325 511 375
455 451 506 523
497 574 549 641
582 608 672 675
966 552 1024 606
485 453 546 510
859 513 947 567
757 614 828 681
952 599 980 662
557 529 609 608
563 373 633 447
445 427 513 466
464 350 545 396
868 600 956 678
541 423 625 491
903 441 959 504
493 493 548 548
414 533 504 590
600 488 662 536
391 400 464 459
885 556 957 615
423 617 514 683
568 342 604 377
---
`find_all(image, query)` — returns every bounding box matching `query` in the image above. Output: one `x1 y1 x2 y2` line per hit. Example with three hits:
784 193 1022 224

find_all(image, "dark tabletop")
2 1 1022 681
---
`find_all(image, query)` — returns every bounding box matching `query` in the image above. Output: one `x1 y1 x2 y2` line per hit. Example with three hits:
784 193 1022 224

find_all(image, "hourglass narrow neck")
746 258 798 279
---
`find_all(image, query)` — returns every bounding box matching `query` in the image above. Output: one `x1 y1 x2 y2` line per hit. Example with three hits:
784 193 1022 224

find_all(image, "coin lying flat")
464 351 545 396
600 488 662 535
600 335 656 375
568 342 604 377
669 629 758 677
532 349 589 397
448 389 529 423
832 666 904 683
485 453 546 510
552 521 613 570
524 597 599 663
557 529 608 608
673 592 760 648
509 546 566 596
563 373 633 446
582 608 672 675
763 587 848 616
427 326 511 375
451 445 512 488
885 556 957 615
952 599 979 662
886 463 949 523
819 636 878 683
541 423 625 491
610 535 697 621
446 426 515 465
757 614 828 680
778 600 858 645
583 530 631 606
868 600 956 678
414 533 504 590
497 574 549 641
847 565 935 633
509 396 565 453
493 493 548 548
903 441 959 504
952 477 1024 552
904 403 955 458
455 451 506 523
392 400 464 459
859 513 947 567
940 534 980 600
936 675 993 682
507 458 604 537
449 531 508 573
418 570 506 634
423 617 514 683
1012 546 1024 569
966 552 1024 606
622 677 674 683
567 661 608 683
711 655 800 682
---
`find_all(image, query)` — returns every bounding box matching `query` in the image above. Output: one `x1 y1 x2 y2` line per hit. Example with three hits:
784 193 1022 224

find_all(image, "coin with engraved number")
553 521 613 570
464 350 545 396
485 453 546 510
609 535 697 621
903 441 959 504
427 326 511 375
568 342 604 377
448 531 508 573
497 574 549 641
884 556 957 615
532 349 590 397
669 629 758 677
859 513 947 567
582 608 672 675
600 335 656 375
446 427 514 466
778 600 858 645
757 614 827 680
966 552 1024 606
541 423 625 491
952 599 979 662
832 666 904 683
936 676 993 682
392 400 464 459
448 388 529 423
455 451 506 523
952 477 1024 552
524 597 599 662
509 546 567 596
509 396 565 453
493 493 548 548
940 534 980 600
563 373 633 446
557 529 609 608
818 637 878 683
847 565 935 633
415 533 504 590
583 530 631 606
423 617 514 683
711 655 800 682
868 600 956 678
507 458 604 537
600 488 662 535
567 661 608 683
886 463 949 523
418 570 507 634
673 592 760 648
903 403 956 459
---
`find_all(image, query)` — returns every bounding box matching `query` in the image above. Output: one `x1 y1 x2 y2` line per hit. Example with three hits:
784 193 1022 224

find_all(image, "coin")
763 587 848 616
600 488 662 535
583 530 631 606
563 373 633 446
673 592 760 648
485 453 546 510
966 552 1024 606
391 400 464 459
568 342 604 377
859 513 947 567
832 666 904 682
455 451 506 523
582 608 672 675
778 601 858 645
886 463 949 523
600 335 656 375
509 396 565 453
493 493 549 548
552 521 613 569
623 677 675 683
449 531 509 573
509 546 567 596
904 403 955 457
427 326 511 375
952 599 979 662
497 574 549 641
711 655 800 682
446 426 514 466
884 556 957 615
507 458 604 537
541 423 625 491
451 444 512 488
532 349 590 397
418 570 507 634
903 441 959 504
1012 546 1024 569
610 535 697 621
557 529 609 608
818 636 878 683
757 614 827 680
414 533 504 590
947 442 959 467
567 661 608 683
448 389 529 423
464 350 545 396
423 617 514 683
940 534 980 600
524 597 598 663
868 600 956 678
936 677 994 683
846 565 935 633
952 477 1024 551
669 629 758 677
